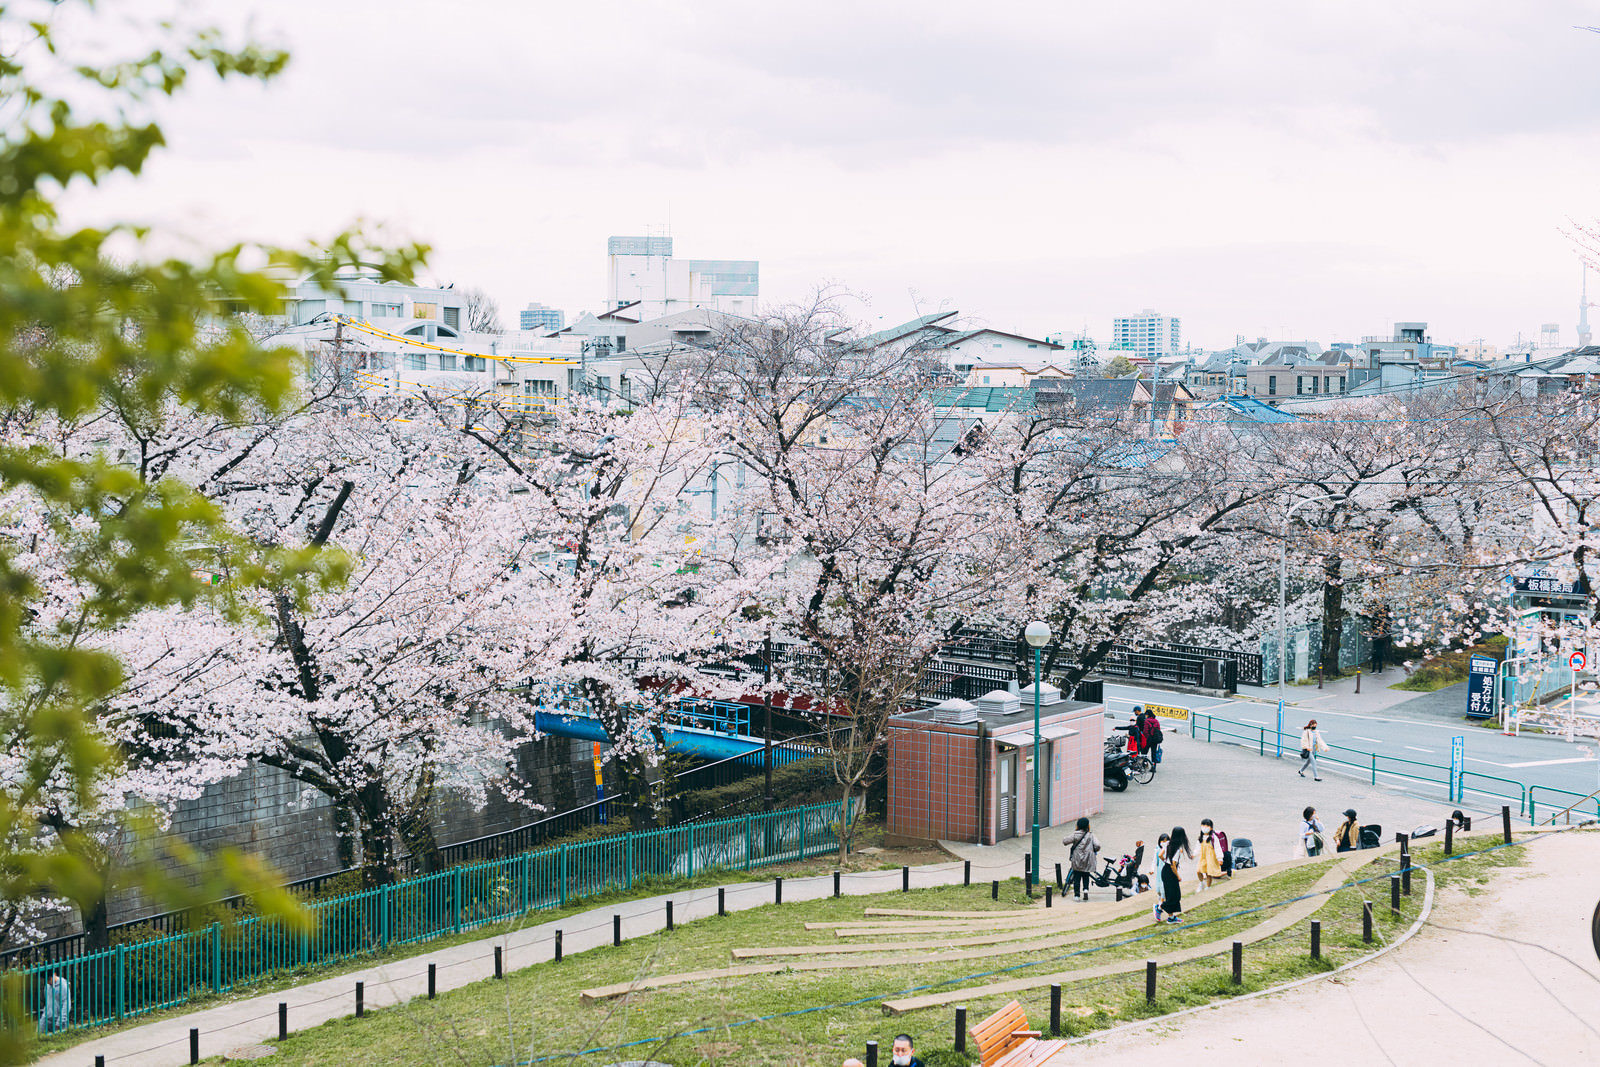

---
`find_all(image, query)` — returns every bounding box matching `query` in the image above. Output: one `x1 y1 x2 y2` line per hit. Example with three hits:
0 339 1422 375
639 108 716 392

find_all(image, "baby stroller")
1230 837 1258 869
1359 824 1382 850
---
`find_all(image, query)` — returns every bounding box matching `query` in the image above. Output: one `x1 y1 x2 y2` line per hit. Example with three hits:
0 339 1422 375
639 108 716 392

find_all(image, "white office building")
605 235 758 319
1112 310 1182 362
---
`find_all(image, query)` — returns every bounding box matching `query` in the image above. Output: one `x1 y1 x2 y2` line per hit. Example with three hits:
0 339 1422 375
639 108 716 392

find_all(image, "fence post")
1502 805 1513 844
381 884 391 950
902 865 910 893
429 962 437 997
964 860 971 887
718 887 726 916
554 930 562 963
1231 940 1242 984
992 880 999 901
559 845 568 908
1145 960 1157 1003
355 981 364 1018
955 1006 967 1054
1444 819 1453 855
1390 875 1401 915
626 837 634 890
1362 901 1373 943
521 854 530 915
1371 753 1377 785
776 877 783 905
212 922 223 994
746 815 754 871
834 870 841 898
453 867 463 934
494 945 503 979
1050 983 1061 1035
1310 920 1321 960
279 1002 288 1041
115 944 126 1021
190 1028 199 1065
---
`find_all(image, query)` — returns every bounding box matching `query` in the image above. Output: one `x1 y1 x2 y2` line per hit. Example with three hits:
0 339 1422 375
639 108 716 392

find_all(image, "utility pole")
764 633 775 812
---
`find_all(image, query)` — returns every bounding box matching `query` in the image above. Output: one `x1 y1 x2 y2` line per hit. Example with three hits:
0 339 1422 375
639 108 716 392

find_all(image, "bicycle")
1127 752 1157 785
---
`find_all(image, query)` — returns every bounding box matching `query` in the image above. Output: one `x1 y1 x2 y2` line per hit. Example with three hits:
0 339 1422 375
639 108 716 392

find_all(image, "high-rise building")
606 235 758 319
519 302 565 333
1111 310 1181 361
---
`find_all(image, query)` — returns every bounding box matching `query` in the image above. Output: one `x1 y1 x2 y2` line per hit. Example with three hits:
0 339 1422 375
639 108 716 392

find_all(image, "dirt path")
1050 828 1600 1064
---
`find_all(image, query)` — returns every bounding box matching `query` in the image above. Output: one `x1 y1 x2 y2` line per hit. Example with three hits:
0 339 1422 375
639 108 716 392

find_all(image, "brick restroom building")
884 684 1105 846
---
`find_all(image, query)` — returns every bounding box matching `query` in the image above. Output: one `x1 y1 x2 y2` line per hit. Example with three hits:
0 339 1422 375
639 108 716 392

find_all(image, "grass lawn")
226 842 1522 1067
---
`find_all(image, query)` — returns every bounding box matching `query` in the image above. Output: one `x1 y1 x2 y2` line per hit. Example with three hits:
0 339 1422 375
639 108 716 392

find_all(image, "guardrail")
1192 711 1551 817
1529 784 1600 825
6 796 856 1036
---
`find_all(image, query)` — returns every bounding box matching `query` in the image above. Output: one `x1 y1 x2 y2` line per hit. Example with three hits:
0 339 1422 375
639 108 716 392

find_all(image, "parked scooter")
1104 744 1131 792
1091 842 1146 892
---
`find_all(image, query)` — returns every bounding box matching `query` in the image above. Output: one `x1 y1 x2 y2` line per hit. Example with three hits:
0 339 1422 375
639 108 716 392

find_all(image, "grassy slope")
232 844 1522 1067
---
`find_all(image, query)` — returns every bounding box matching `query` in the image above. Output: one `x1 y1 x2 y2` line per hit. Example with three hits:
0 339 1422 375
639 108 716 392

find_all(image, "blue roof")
1217 395 1300 423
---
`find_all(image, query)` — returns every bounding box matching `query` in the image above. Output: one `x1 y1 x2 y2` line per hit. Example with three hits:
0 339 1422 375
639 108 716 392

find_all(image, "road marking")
1352 736 1385 743
1502 757 1598 768
1464 757 1510 767
1238 718 1267 725
1404 746 1434 753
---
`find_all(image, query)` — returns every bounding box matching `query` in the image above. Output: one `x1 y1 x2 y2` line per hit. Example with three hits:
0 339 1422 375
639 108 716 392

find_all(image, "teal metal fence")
15 797 854 1036
1190 710 1590 820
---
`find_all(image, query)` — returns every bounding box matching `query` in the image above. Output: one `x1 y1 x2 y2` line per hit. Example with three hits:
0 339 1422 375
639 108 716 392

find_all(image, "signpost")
1450 735 1464 803
1572 651 1587 672
1275 700 1284 759
1465 654 1498 720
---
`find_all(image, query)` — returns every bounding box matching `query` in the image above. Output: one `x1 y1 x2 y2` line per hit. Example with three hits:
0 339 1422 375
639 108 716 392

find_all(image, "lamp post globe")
1023 621 1051 879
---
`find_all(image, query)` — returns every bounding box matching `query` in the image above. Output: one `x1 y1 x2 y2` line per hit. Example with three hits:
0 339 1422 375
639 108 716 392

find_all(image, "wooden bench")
968 999 1065 1067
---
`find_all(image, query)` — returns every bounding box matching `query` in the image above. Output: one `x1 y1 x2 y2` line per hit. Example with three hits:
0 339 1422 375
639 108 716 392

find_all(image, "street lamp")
1023 620 1052 879
1277 494 1346 756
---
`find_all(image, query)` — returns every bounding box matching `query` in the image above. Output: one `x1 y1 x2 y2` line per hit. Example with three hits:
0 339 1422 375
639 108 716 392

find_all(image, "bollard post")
1055 862 1064 892
902 866 910 892
1145 960 1157 1003
1502 805 1512 845
1363 901 1373 943
614 914 622 946
1026 870 1034 897
866 1039 879 1067
776 876 783 905
190 1028 199 1065
667 900 674 931
1310 920 1321 960
1116 885 1124 902
1402 862 1411 897
1444 820 1454 856
1396 831 1408 850
1390 875 1401 915
718 887 726 916
834 870 842 898
279 1002 287 1041
991 879 1000 900
495 945 503 979
1045 885 1053 908
97 1058 106 1067
1355 667 1362 694
355 981 364 1018
1050 983 1062 1036
429 963 437 997
554 930 563 962
963 859 971 887
955 1006 968 1053
1231 940 1242 984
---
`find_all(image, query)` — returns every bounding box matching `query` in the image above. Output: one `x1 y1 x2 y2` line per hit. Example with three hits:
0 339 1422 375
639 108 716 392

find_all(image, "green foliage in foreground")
0 3 425 1061
239 845 1521 1067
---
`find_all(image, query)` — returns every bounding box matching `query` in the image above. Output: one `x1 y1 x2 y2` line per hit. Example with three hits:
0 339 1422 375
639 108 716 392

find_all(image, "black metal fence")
1148 643 1262 686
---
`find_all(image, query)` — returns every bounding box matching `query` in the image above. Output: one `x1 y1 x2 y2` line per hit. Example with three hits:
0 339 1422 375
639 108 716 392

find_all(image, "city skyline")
55 0 1600 348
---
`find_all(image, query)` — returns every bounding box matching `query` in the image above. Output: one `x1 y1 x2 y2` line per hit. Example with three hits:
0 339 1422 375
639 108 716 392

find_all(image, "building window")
621 377 633 403
464 355 486 372
1268 375 1277 396
525 379 556 396
614 335 626 352
405 353 426 371
1338 376 1346 392
596 375 612 397
438 353 456 372
443 306 460 329
413 303 436 320
370 302 401 317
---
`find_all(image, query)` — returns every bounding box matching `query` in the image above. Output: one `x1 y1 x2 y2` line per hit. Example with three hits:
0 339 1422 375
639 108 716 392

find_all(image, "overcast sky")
63 0 1600 348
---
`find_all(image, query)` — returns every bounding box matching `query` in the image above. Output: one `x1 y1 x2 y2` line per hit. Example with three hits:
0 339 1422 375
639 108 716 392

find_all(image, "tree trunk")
1320 555 1344 675
81 891 110 953
333 804 360 871
355 785 395 888
836 783 857 863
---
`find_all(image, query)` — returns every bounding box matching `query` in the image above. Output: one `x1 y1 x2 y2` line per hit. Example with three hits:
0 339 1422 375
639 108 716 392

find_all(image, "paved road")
1102 682 1600 817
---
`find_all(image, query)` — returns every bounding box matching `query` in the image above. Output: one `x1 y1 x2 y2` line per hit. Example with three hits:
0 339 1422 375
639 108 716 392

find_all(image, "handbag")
1300 747 1311 759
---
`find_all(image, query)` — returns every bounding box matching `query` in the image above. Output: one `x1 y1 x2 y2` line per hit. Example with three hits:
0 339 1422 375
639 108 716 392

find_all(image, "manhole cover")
225 1045 278 1061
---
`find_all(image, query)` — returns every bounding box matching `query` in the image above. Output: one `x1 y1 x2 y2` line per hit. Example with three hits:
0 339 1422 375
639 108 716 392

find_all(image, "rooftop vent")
931 698 979 724
974 689 1023 716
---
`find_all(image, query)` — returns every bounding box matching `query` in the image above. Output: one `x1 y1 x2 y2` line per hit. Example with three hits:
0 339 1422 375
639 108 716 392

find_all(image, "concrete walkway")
1054 826 1600 1065
939 715 1478 880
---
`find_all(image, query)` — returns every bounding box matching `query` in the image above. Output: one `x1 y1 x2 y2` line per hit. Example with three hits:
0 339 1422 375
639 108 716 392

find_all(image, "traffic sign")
1573 651 1588 671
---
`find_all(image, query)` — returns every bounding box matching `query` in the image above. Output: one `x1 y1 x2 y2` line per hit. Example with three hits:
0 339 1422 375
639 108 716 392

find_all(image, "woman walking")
1301 806 1327 857
1153 827 1192 924
1195 819 1223 890
1299 719 1327 780
1064 817 1100 901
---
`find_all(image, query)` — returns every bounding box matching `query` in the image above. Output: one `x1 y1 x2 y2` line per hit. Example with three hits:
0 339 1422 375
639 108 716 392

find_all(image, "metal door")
998 752 1017 838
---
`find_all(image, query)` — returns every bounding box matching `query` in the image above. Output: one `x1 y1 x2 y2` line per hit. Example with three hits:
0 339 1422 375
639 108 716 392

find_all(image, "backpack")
1070 832 1098 871
1147 721 1164 747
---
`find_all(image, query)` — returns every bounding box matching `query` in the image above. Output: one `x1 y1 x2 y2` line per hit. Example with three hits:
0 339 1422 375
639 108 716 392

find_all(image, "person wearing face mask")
891 1033 924 1067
